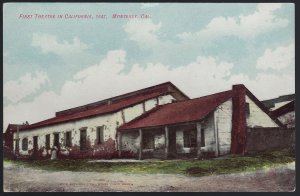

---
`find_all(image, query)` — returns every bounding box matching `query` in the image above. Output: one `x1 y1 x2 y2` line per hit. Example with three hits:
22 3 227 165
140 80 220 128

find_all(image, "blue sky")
3 3 295 131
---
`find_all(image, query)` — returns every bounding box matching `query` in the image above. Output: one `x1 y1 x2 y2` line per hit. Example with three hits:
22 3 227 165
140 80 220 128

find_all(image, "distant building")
262 94 295 111
262 94 295 128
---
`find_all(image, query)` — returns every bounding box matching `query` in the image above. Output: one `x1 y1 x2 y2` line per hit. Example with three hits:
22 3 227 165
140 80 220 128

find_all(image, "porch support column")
118 131 122 157
138 129 143 160
196 122 202 159
214 112 219 157
165 126 169 159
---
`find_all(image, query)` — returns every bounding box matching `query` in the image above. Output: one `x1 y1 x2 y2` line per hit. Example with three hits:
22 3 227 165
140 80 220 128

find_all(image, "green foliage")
5 148 295 177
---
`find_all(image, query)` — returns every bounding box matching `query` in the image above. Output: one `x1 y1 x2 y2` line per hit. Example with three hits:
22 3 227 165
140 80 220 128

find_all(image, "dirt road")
3 161 295 192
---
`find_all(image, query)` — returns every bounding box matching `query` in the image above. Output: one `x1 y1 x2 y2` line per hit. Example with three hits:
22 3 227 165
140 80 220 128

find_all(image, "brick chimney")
231 84 247 155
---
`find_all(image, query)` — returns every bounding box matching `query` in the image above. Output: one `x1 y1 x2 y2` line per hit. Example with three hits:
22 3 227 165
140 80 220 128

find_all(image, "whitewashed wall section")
14 94 175 155
214 99 233 156
246 96 279 128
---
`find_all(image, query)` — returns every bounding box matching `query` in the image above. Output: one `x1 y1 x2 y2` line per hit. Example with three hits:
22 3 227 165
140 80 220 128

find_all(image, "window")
201 128 205 147
65 131 72 147
22 138 28 151
80 129 87 150
183 130 197 148
245 102 250 115
96 126 104 144
53 133 60 148
142 132 154 149
45 134 50 149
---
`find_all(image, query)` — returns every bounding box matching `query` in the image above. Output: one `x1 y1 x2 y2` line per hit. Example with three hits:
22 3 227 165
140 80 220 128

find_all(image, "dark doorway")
168 130 177 158
80 129 87 150
53 133 60 148
15 139 19 154
33 136 38 154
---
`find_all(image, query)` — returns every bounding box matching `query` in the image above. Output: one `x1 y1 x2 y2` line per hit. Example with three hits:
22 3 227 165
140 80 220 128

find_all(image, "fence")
245 127 295 154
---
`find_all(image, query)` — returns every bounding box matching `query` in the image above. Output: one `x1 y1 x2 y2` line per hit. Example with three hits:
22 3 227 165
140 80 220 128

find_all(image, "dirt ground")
3 161 295 192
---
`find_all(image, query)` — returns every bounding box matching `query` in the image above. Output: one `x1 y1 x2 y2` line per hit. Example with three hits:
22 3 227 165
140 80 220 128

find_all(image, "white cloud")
256 42 295 70
177 3 289 40
123 19 162 47
4 71 49 103
31 33 89 56
3 49 294 131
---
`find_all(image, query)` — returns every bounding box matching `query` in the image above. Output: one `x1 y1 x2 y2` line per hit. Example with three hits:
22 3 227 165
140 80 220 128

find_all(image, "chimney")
230 84 247 155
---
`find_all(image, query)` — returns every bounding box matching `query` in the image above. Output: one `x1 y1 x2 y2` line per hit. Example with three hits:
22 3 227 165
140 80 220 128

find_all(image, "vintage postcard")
3 2 295 192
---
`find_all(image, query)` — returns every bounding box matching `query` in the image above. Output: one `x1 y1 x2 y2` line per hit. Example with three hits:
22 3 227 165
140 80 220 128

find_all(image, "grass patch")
4 148 295 177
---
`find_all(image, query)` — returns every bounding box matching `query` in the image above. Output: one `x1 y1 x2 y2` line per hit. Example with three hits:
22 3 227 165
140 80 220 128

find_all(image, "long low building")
4 82 283 159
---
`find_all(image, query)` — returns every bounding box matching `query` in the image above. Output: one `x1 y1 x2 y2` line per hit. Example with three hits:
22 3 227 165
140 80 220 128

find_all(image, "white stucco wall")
214 99 233 155
246 96 279 128
122 103 144 123
14 112 122 155
14 94 174 155
158 95 175 105
145 98 158 111
201 112 217 153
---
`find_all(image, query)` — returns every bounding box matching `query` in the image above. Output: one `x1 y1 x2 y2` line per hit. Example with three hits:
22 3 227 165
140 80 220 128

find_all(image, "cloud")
123 19 162 47
4 71 49 103
177 3 289 40
3 49 294 131
256 42 295 70
31 33 89 56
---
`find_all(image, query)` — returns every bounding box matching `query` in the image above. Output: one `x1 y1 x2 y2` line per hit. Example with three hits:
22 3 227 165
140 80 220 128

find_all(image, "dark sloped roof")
271 100 295 118
19 82 188 131
262 94 295 109
119 90 233 130
5 124 29 133
56 81 189 117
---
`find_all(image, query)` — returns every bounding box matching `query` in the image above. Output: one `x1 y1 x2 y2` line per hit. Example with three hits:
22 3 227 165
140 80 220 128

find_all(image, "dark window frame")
45 134 50 150
201 128 205 147
80 128 87 151
245 102 250 115
53 133 60 148
96 126 104 144
65 131 72 147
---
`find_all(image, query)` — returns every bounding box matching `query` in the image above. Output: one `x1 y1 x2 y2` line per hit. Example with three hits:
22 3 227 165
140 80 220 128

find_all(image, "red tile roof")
119 90 233 130
19 82 189 131
5 124 29 133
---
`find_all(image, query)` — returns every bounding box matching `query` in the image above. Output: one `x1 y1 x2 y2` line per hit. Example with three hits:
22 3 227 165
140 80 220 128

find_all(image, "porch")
119 121 219 160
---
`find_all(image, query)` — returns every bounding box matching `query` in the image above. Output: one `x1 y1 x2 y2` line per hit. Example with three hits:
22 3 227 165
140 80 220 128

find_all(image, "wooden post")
142 102 146 113
139 129 143 160
118 132 122 157
15 125 20 155
196 122 202 159
165 126 169 159
214 112 219 157
121 110 126 124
